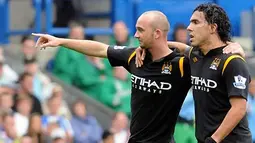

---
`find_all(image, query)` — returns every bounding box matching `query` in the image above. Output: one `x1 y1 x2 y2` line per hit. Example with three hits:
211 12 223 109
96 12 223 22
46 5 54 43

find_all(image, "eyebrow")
190 19 198 22
136 26 144 30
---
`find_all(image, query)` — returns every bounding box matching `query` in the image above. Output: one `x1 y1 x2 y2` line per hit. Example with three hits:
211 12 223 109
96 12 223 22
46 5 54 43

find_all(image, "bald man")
32 11 191 143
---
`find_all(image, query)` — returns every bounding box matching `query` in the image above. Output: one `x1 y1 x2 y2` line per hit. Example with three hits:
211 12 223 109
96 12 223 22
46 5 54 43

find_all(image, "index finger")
32 33 46 37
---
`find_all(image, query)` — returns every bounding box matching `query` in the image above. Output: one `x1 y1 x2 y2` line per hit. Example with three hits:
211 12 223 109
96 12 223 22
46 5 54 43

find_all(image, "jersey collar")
145 50 178 63
199 45 227 57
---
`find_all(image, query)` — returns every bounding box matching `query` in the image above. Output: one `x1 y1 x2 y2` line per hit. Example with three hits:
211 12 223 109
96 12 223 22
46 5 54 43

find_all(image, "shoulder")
221 54 248 75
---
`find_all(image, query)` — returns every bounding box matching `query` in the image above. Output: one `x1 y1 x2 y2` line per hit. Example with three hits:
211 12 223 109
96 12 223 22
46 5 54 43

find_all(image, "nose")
187 23 192 32
134 31 139 38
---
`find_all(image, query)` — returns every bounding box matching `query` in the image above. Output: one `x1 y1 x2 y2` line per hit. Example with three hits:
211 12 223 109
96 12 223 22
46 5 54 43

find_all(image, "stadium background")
0 0 255 143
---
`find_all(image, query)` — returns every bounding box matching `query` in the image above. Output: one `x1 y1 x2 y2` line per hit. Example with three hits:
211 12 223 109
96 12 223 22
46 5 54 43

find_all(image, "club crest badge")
210 58 221 70
161 62 172 74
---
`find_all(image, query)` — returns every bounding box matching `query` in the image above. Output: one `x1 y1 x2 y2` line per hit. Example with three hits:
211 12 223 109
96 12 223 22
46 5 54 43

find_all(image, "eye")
137 27 144 32
191 20 199 25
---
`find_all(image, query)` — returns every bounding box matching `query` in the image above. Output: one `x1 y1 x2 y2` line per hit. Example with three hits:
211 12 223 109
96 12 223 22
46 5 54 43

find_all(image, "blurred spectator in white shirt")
110 112 129 143
0 55 18 85
43 83 71 119
14 96 32 137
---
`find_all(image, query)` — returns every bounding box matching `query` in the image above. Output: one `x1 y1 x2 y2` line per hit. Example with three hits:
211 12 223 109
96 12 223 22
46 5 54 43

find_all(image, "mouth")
189 34 194 43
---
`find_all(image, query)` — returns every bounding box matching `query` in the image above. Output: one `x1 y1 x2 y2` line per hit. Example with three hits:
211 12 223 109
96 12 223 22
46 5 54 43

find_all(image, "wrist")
59 38 66 46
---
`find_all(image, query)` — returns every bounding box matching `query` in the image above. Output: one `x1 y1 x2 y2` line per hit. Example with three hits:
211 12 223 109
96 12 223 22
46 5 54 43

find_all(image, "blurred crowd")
0 0 254 143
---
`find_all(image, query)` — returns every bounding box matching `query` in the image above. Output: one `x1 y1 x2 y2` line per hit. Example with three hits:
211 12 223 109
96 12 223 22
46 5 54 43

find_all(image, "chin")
190 42 197 47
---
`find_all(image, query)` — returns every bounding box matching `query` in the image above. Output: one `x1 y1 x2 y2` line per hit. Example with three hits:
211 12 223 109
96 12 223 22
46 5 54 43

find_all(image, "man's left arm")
210 56 250 143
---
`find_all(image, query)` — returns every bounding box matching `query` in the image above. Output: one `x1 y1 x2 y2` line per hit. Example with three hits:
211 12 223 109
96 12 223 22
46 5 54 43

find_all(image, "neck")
200 36 226 55
148 41 172 61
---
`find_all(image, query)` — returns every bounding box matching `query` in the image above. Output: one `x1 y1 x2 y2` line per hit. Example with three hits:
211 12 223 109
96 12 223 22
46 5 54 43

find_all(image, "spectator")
42 83 71 119
0 92 14 113
101 130 114 143
24 56 51 101
52 21 84 84
0 82 17 96
99 67 131 116
70 99 102 143
109 112 129 143
0 112 18 143
172 24 189 44
104 20 139 77
0 55 18 85
41 95 73 142
248 79 255 143
110 21 139 47
20 134 33 143
14 96 33 137
72 54 111 100
20 36 37 59
12 72 43 115
27 113 45 143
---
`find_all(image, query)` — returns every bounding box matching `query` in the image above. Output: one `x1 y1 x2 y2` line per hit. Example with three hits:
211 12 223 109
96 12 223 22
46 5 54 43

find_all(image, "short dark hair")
193 3 231 42
102 130 113 140
21 35 34 44
18 72 33 83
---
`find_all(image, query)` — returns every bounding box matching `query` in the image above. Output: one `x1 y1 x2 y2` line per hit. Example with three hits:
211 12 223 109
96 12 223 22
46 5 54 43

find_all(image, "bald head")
141 11 170 34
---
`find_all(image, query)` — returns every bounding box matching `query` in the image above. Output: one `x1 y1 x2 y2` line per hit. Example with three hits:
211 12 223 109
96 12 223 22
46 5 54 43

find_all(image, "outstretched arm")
33 33 109 58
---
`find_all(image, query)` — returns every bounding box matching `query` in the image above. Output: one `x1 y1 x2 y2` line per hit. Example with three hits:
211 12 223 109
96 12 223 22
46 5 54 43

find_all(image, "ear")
210 23 218 34
154 29 161 39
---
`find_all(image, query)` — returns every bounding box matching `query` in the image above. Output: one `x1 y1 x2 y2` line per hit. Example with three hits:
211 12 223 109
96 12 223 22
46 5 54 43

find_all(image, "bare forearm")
167 41 189 54
59 38 109 58
211 106 246 143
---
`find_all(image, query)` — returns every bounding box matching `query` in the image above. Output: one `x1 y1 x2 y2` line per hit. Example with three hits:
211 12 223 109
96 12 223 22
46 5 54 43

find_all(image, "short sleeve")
107 46 136 69
222 57 250 100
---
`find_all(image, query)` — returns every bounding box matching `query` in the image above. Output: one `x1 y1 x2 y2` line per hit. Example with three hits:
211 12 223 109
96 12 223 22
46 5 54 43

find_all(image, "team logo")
233 75 247 89
161 62 172 74
131 74 172 94
191 76 217 92
210 58 221 70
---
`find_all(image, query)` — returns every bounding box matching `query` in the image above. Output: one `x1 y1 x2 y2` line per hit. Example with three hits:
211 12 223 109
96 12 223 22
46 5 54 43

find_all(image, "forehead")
190 11 206 21
136 15 151 28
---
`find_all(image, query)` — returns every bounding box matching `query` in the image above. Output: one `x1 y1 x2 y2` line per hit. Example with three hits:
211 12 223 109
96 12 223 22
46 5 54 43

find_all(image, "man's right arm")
59 38 108 58
33 33 109 58
33 33 135 68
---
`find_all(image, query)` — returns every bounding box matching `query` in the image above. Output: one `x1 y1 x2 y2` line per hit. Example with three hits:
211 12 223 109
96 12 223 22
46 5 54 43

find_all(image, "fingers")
141 49 145 60
32 33 47 38
39 42 51 50
135 51 142 68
